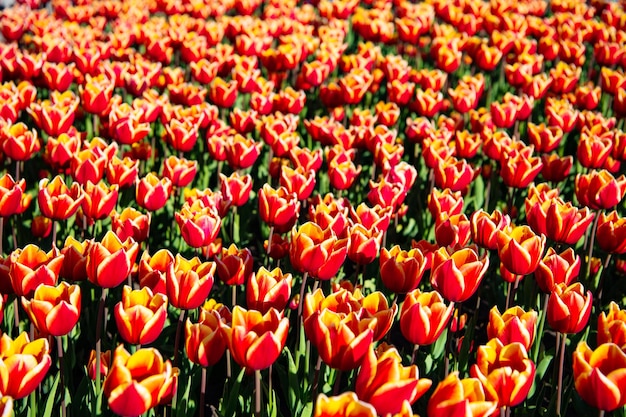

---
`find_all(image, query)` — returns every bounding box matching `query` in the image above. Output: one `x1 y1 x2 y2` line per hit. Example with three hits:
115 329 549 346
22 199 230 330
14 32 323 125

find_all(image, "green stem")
297 272 309 318
29 390 36 417
95 287 109 396
585 211 601 282
57 336 67 417
173 309 186 367
199 367 207 417
255 370 262 417
556 333 567 417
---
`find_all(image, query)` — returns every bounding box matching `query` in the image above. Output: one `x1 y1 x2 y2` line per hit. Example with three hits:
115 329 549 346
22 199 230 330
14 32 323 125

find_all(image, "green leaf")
431 329 448 360
222 367 246 416
43 372 60 417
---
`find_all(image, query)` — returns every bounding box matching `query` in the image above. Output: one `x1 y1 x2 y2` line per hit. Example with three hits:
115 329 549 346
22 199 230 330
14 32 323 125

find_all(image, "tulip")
534 247 580 293
225 134 262 170
487 306 537 351
575 170 626 210
86 231 139 289
136 173 172 212
38 175 84 221
496 225 546 276
400 289 454 346
355 346 431 415
114 285 168 345
526 197 594 245
314 392 376 417
470 209 511 251
215 244 254 287
541 154 573 183
500 149 543 189
106 156 139 189
289 222 349 280
430 246 489 303
22 281 81 337
258 184 300 234
247 267 293 314
220 306 289 371
435 213 471 249
470 339 536 408
280 166 316 201
596 211 626 254
162 156 197 188
168 254 216 310
81 181 119 222
88 349 111 381
347 224 383 266
597 302 626 349
103 345 178 416
111 207 151 244
434 156 478 192
427 372 498 417
427 188 464 219
547 282 593 334
175 201 222 249
9 244 64 297
1 122 40 161
185 306 227 367
0 173 25 217
379 245 427 294
304 307 374 371
0 332 52 399
573 342 626 411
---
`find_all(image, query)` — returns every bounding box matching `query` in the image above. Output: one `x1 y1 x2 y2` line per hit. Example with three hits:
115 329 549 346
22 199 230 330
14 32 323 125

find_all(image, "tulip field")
2 0 626 415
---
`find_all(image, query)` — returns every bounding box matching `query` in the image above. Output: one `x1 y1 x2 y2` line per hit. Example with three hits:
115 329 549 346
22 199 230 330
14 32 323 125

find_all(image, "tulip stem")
173 309 186 367
232 286 237 309
13 297 19 333
333 370 343 395
312 356 323 402
556 333 567 417
596 253 612 305
585 211 601 282
255 369 262 417
52 221 57 250
199 367 207 417
297 272 308 318
57 336 67 417
95 287 109 396
411 344 419 364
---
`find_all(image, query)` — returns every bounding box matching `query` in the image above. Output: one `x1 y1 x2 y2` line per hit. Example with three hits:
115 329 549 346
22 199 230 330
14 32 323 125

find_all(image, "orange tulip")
487 306 537 351
258 184 301 234
0 332 51 399
434 156 478 192
38 175 84 221
103 344 178 416
175 200 222 249
596 211 626 254
355 346 431 415
314 392 376 417
347 224 383 266
470 209 510 251
1 122 40 161
111 207 151 243
21 281 81 337
9 244 64 297
136 173 172 212
597 302 626 349
289 222 349 280
534 247 580 293
573 342 626 411
400 289 454 346
427 372 498 417
246 266 292 313
220 306 289 371
496 225 546 276
526 197 594 245
185 304 228 367
430 246 489 303
114 285 168 345
0 173 25 217
88 349 111 381
81 181 119 222
168 254 216 310
379 245 427 294
215 244 254 286
547 282 593 334
470 339 536 407
575 170 626 210
86 231 139 289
